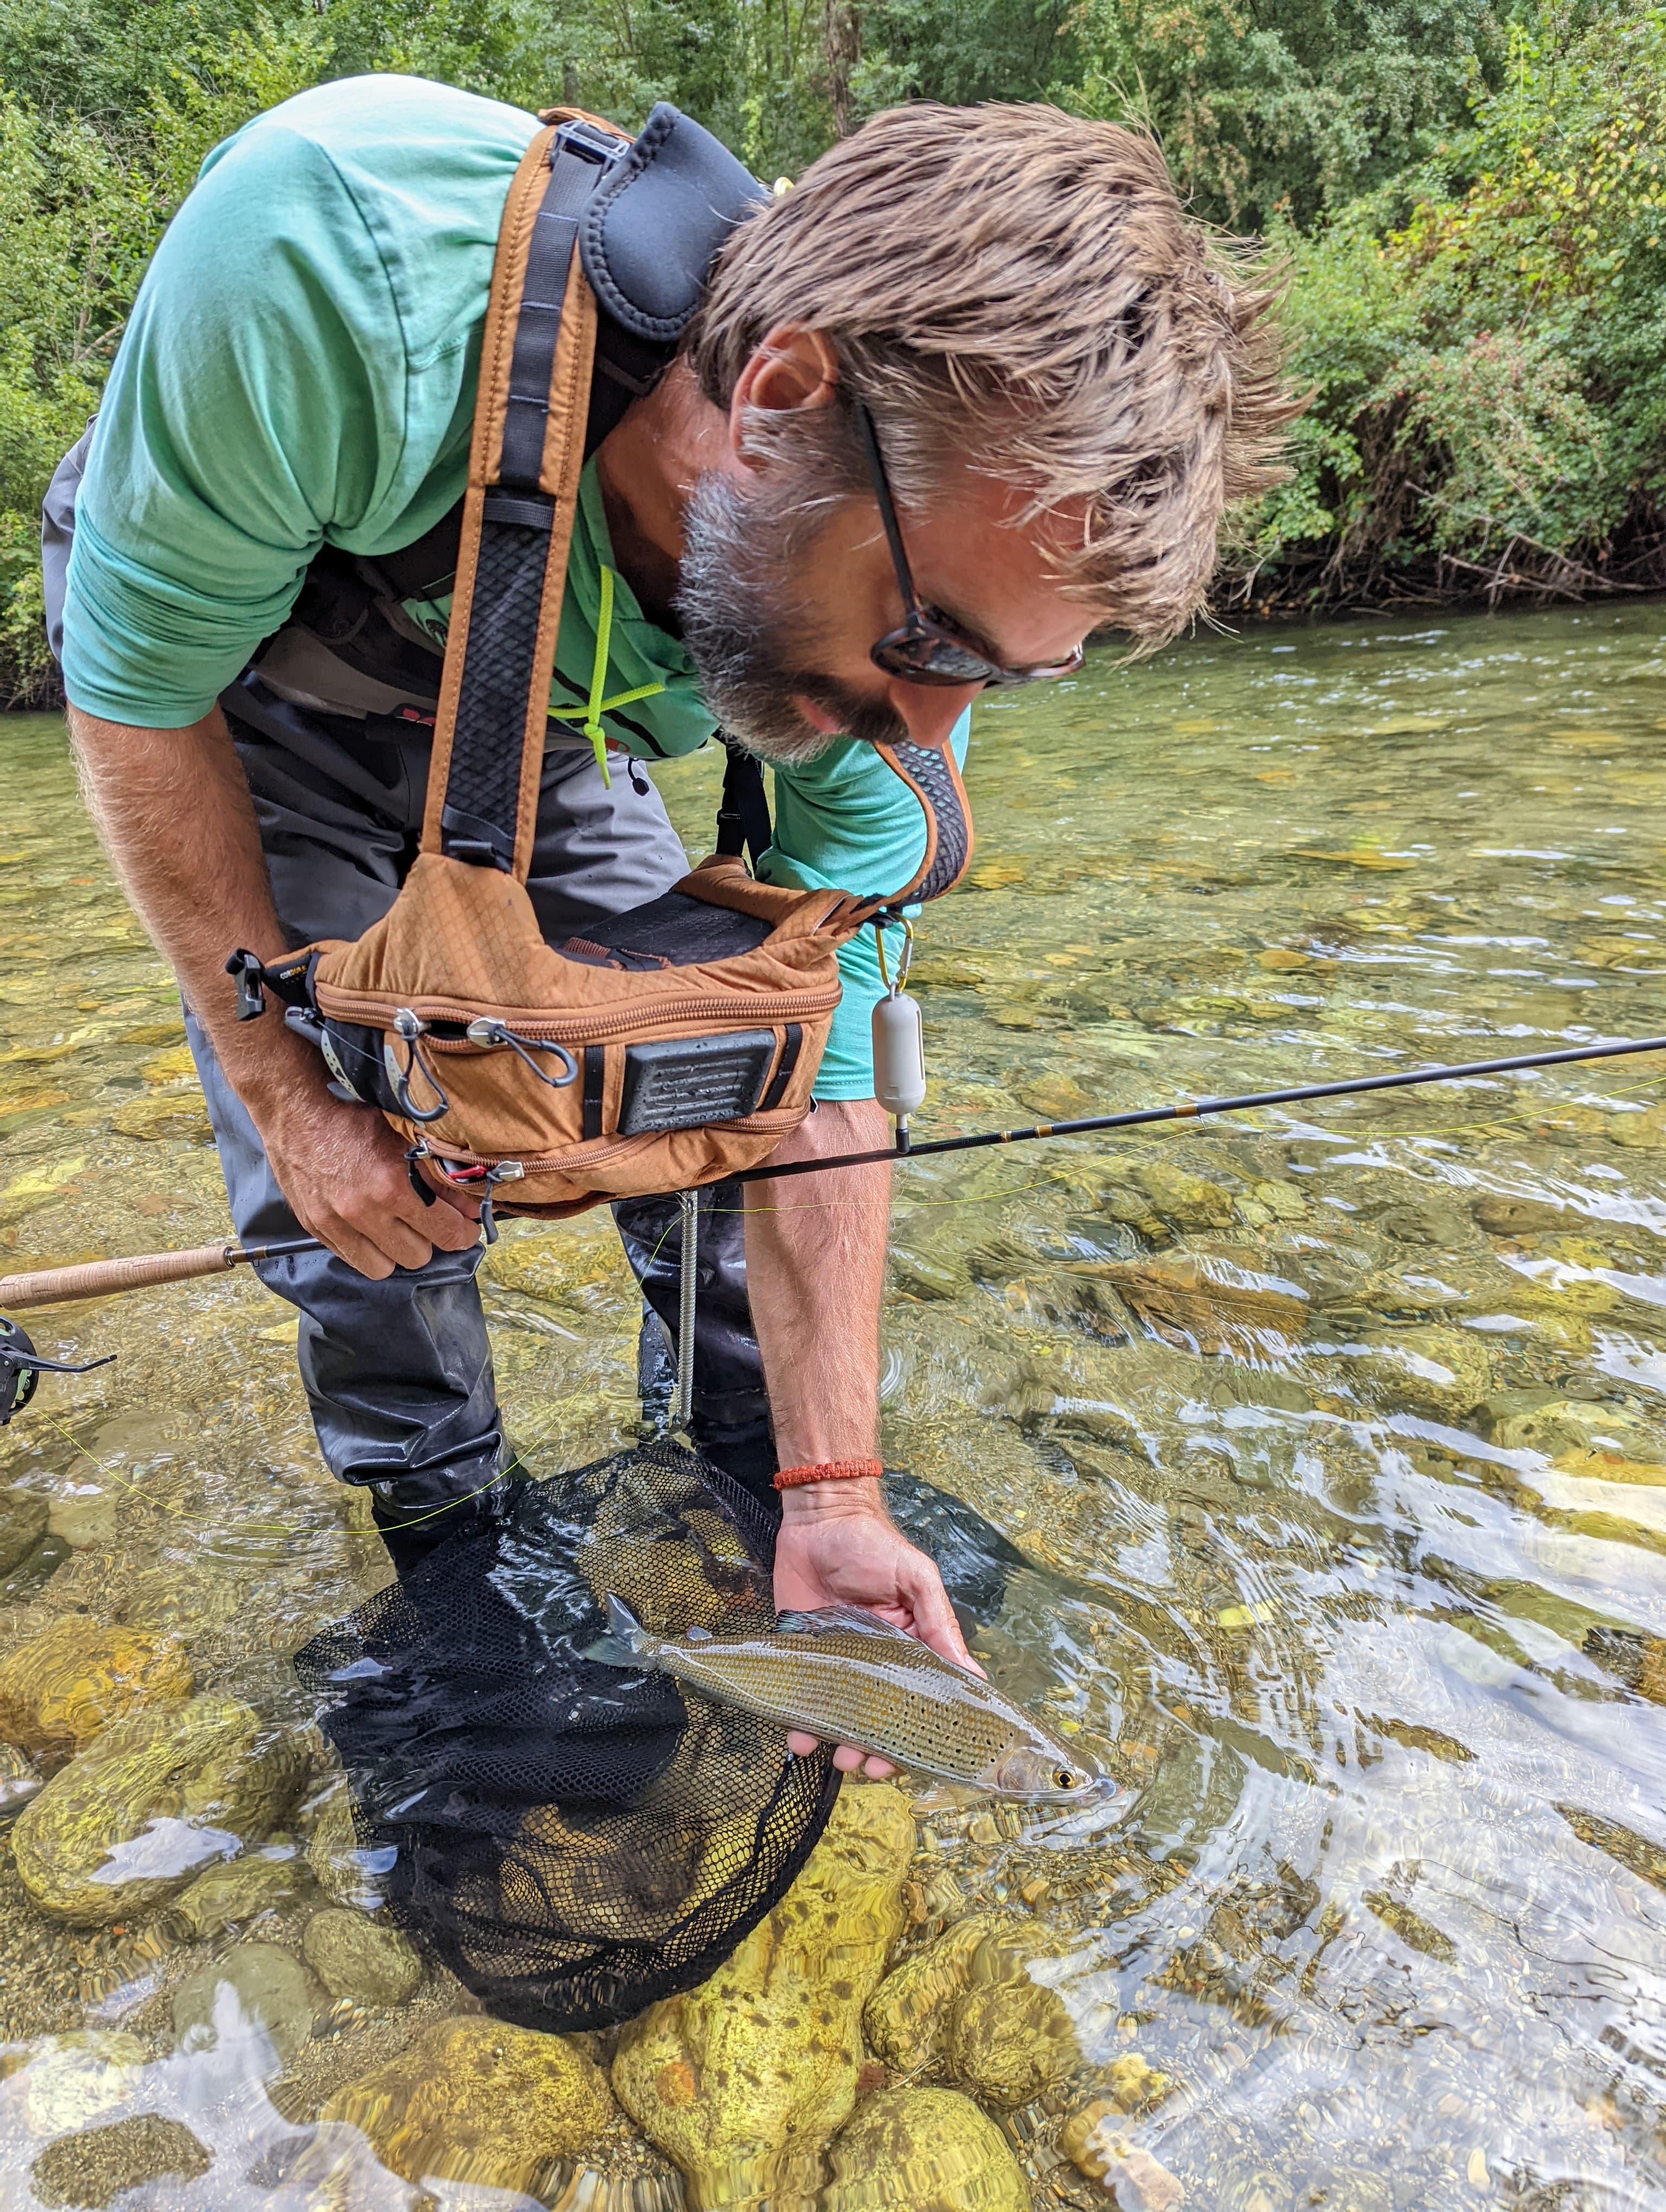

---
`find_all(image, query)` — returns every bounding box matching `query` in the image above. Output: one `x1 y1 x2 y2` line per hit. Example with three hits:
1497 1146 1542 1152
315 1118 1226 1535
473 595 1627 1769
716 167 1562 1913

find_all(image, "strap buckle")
550 118 628 169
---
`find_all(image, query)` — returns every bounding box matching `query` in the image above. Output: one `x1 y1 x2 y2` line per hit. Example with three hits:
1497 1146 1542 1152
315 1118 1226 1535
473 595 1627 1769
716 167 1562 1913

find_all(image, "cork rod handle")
0 1244 237 1311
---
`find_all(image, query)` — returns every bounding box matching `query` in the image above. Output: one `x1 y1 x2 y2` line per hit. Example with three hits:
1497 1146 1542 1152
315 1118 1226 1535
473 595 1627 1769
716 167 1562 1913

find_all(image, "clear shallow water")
1 600 1665 2207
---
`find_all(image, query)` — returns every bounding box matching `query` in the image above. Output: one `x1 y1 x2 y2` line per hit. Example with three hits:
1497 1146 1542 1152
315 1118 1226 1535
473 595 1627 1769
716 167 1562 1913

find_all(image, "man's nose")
887 679 984 750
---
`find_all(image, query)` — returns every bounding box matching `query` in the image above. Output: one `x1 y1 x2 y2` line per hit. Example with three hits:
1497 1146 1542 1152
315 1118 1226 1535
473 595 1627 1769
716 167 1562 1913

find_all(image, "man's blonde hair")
688 102 1296 647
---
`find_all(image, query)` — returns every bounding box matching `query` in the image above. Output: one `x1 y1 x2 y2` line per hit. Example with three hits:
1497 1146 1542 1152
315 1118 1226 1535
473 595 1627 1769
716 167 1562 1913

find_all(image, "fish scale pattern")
443 520 553 857
294 1439 840 2033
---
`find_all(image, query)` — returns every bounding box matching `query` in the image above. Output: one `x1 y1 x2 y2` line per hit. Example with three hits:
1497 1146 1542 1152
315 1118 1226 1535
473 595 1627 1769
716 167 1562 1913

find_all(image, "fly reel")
0 1314 113 1427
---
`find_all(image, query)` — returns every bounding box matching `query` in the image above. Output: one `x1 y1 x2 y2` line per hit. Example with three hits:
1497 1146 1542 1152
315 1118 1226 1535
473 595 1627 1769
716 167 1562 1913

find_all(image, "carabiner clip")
385 1009 451 1124
465 1019 579 1090
427 1157 525 1245
873 914 914 995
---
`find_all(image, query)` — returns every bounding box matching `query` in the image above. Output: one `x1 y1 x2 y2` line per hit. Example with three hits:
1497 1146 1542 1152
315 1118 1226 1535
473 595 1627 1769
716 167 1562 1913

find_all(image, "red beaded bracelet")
772 1458 884 1491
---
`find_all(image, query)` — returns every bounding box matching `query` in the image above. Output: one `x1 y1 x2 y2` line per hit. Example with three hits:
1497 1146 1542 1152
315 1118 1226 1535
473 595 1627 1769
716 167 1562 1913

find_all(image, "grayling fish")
584 1594 1099 1801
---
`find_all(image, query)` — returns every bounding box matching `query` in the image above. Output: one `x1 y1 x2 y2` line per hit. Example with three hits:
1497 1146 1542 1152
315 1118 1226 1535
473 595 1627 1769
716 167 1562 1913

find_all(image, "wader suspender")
425 119 607 880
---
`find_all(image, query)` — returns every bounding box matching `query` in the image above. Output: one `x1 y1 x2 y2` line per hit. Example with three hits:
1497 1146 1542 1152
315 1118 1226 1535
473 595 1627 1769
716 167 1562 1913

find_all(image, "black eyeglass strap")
854 402 920 614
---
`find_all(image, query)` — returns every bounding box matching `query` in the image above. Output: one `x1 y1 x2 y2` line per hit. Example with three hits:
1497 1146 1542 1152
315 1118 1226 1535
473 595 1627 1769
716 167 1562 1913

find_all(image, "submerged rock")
46 1488 119 1552
946 1926 1083 2108
303 1907 423 2006
304 1774 388 1911
863 1912 1013 2074
0 1618 195 1760
12 1694 305 1922
821 2086 1029 2211
1333 1325 1492 1422
1103 2053 1172 2112
1059 2103 1183 2206
172 1939 320 2067
1 2032 150 2138
0 1738 43 1823
30 2112 211 2208
613 1782 914 2211
323 2014 613 2194
1471 1193 1568 1238
1127 1161 1238 1231
1102 1253 1307 1353
0 1487 49 1574
169 1851 307 1939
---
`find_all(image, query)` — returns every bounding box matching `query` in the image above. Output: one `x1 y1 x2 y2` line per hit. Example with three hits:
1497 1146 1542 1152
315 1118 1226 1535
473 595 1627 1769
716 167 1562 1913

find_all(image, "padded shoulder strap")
421 123 613 878
870 739 976 907
573 103 766 341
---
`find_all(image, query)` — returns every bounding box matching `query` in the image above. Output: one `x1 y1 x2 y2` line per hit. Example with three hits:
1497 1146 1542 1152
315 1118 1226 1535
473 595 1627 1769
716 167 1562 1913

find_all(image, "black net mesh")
294 1438 839 2031
443 519 552 851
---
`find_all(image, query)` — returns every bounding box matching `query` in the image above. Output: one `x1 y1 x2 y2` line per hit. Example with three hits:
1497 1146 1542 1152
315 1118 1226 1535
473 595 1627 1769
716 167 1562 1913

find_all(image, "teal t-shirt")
60 73 970 1098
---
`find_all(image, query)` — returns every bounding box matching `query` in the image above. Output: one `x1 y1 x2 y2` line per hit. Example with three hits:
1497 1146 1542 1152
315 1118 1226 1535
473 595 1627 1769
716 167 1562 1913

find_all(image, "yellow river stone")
0 1617 194 1759
821 2086 1029 2211
862 1912 1014 2074
322 2014 613 2194
12 1694 304 1923
946 1926 1084 2109
1060 2102 1184 2206
0 2031 151 2137
612 1782 914 2211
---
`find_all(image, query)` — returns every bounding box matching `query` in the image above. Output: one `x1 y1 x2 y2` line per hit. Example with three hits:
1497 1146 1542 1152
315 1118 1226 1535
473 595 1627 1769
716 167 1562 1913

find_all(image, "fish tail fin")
581 1593 655 1670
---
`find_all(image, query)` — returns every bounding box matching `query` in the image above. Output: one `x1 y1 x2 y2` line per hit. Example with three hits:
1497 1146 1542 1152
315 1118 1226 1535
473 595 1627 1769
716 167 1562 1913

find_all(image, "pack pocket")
616 1030 779 1134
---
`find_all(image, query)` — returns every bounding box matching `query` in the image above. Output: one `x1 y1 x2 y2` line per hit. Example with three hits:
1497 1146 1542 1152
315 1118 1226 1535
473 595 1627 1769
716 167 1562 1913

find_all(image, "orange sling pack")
234 111 972 1218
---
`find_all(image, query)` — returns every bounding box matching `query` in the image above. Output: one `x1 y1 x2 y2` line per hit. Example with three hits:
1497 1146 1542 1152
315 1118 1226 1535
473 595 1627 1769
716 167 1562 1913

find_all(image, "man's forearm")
66 704 479 1275
742 1097 891 1468
66 705 315 1110
751 1098 975 1695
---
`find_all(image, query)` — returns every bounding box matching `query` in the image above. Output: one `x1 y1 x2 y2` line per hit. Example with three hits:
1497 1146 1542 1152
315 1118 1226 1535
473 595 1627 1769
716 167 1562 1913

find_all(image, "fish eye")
1055 1768 1079 1790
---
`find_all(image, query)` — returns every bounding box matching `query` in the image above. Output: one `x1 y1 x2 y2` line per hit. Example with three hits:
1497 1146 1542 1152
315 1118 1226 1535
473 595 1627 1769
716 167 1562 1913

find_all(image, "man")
48 80 1287 1763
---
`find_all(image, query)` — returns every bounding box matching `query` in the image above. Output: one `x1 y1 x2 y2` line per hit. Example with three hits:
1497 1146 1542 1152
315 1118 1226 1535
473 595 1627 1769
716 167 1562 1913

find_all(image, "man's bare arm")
745 1098 975 1774
66 705 478 1277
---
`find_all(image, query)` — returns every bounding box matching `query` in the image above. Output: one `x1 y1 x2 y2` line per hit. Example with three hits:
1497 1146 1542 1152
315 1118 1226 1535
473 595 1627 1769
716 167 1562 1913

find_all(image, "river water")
1 600 1664 2209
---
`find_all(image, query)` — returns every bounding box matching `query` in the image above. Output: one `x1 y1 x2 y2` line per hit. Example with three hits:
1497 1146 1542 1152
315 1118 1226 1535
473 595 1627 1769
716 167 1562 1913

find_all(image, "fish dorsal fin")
774 1605 916 1641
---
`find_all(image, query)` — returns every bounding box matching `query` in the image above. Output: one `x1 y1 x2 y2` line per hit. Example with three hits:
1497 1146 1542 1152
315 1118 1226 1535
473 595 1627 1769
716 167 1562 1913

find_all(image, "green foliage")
1061 0 1507 232
0 0 1659 699
1236 2 1666 608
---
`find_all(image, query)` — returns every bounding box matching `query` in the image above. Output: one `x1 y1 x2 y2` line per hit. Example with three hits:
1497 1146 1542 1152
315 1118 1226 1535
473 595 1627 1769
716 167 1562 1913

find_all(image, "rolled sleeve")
757 714 972 1099
61 126 403 727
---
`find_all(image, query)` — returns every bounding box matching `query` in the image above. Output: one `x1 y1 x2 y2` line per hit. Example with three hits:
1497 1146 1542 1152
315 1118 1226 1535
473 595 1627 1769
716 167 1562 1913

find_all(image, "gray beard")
675 469 909 767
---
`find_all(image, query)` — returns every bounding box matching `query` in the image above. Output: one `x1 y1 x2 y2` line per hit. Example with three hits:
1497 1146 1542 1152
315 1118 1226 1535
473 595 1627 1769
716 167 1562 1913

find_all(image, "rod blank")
733 1031 1666 1186
3 1034 1662 1311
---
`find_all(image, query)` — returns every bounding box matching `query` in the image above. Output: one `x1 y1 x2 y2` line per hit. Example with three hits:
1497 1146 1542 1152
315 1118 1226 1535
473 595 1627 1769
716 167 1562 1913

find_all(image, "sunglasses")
854 402 1085 690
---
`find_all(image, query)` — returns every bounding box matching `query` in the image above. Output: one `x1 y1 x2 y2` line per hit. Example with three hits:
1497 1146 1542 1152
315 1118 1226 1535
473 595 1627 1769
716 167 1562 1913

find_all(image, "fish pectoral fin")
605 1592 647 1644
773 1604 916 1641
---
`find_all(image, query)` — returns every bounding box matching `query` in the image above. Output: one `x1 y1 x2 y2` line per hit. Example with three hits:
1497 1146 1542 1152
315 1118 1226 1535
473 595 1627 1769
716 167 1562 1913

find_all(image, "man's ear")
729 325 840 453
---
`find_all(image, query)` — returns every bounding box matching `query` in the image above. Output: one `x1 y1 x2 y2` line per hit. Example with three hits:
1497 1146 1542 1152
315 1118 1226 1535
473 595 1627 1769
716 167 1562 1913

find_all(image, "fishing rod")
736 1030 1666 1186
0 1029 1659 1340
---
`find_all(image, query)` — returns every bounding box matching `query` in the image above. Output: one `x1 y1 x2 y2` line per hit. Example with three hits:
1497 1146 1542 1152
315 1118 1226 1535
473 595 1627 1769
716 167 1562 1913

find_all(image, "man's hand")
774 1477 983 1777
253 1079 480 1279
67 704 482 1281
